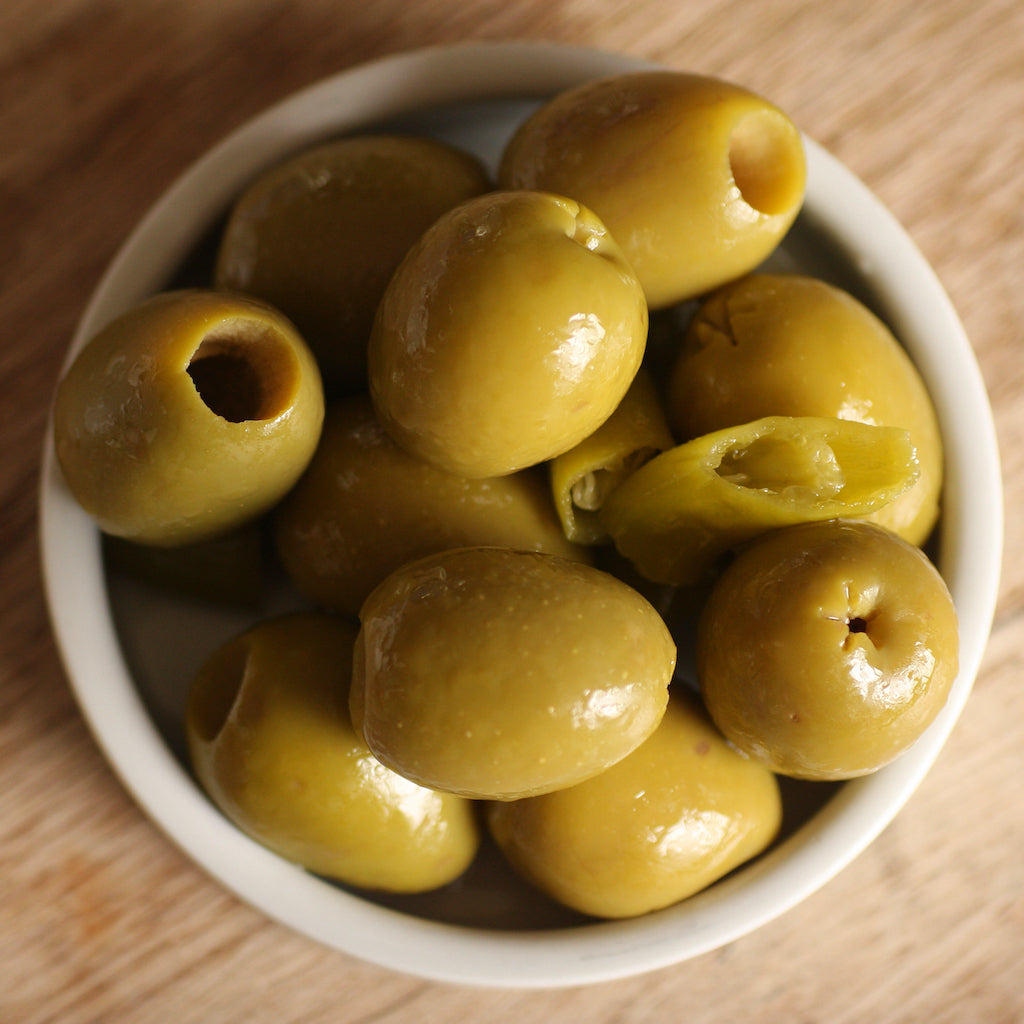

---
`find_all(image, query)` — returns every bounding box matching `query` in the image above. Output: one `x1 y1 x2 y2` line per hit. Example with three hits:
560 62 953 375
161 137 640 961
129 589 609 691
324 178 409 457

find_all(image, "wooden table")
4 2 1022 1021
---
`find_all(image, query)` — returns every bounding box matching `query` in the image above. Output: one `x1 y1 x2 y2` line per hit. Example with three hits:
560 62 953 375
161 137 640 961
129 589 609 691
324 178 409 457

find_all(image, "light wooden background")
3 1 1023 1022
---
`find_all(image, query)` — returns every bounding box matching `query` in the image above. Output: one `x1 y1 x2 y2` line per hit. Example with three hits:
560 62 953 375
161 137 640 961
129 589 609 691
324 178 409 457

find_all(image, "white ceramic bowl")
40 41 1002 987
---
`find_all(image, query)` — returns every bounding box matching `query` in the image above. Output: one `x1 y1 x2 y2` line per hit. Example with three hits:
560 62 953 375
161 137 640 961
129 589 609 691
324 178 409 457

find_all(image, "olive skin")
498 71 806 308
215 135 491 394
275 396 591 616
53 289 324 546
185 612 480 892
697 519 960 781
350 546 676 800
666 273 943 546
487 692 781 919
368 190 648 479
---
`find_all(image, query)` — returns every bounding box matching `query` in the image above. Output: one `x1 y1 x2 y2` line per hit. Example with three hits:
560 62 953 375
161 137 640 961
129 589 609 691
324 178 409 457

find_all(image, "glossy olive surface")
275 396 590 615
53 289 324 545
487 691 782 919
697 519 960 780
666 273 943 546
368 189 648 478
186 612 480 892
215 135 491 394
351 546 676 800
498 71 806 308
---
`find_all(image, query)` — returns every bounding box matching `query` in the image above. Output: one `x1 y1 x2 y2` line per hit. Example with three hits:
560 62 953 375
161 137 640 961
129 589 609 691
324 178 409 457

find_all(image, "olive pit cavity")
729 110 804 216
188 319 297 422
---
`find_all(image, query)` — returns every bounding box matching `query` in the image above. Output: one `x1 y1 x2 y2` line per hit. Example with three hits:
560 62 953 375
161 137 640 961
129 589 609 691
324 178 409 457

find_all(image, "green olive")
53 289 324 546
185 612 480 892
697 519 960 780
274 396 591 616
368 189 648 478
350 546 676 800
215 135 491 394
498 71 806 308
486 691 781 919
666 273 943 546
600 415 920 587
550 368 675 546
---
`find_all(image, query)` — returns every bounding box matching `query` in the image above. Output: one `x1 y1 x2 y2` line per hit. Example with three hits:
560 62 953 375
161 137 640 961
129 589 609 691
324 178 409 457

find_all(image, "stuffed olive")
697 519 959 780
351 546 676 800
368 189 648 478
186 612 480 892
666 273 944 546
53 289 324 546
499 71 806 308
487 691 782 919
275 396 590 615
215 134 491 394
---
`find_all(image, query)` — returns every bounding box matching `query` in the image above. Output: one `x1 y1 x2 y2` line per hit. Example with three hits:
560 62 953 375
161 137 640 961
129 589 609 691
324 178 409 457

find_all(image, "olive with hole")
498 71 806 308
350 546 676 800
215 135 491 394
185 612 480 892
368 189 648 478
666 273 943 546
697 519 959 780
487 691 782 919
53 289 324 545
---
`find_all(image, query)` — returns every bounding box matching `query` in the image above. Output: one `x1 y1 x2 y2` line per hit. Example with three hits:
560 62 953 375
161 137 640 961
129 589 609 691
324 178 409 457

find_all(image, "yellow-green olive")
215 135 491 394
275 396 591 616
368 190 648 478
185 612 480 892
487 691 782 919
600 415 919 587
53 289 324 546
498 71 806 308
550 368 674 545
350 546 676 800
666 273 943 546
697 519 960 780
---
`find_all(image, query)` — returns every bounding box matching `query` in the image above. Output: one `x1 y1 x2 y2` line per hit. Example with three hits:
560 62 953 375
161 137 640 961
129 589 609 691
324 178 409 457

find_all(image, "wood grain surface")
3 1 1022 1021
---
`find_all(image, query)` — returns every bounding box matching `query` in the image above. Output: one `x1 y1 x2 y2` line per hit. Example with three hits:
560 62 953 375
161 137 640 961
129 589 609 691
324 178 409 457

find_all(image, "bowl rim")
38 40 1003 988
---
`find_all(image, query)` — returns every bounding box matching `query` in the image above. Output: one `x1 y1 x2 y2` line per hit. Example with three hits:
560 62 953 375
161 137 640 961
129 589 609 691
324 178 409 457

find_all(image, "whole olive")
185 612 480 892
215 135 491 394
697 519 959 780
666 273 944 546
486 691 781 919
274 395 591 616
350 546 676 800
498 71 806 308
368 189 648 478
53 289 324 546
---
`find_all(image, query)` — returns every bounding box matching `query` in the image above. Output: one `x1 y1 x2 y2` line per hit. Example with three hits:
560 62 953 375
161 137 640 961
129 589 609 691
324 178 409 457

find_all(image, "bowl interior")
39 42 1002 987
